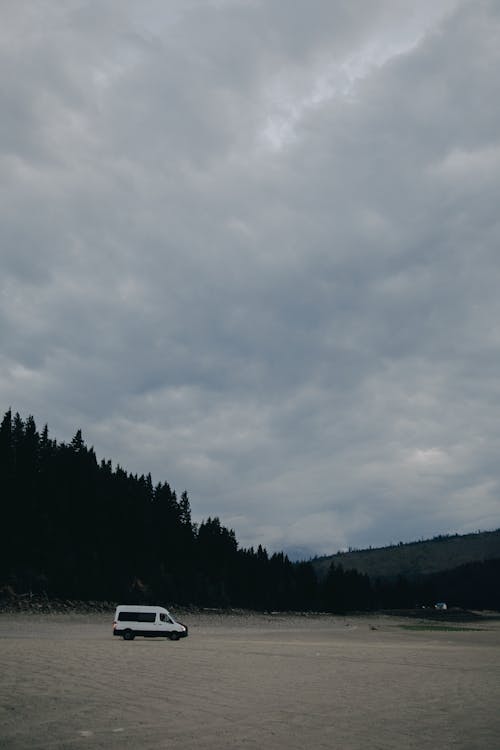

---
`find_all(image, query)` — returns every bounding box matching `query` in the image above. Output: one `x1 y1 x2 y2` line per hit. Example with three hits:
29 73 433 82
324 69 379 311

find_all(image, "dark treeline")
369 558 500 611
1 410 499 612
0 410 321 609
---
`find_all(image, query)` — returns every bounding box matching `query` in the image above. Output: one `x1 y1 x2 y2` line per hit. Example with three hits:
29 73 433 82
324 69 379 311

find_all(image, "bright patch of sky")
261 1 460 150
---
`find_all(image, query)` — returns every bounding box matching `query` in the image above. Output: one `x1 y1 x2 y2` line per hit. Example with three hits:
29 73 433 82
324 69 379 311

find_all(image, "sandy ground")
1 611 499 750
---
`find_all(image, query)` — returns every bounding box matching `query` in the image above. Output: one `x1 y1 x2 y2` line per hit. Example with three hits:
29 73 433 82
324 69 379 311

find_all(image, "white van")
113 605 188 641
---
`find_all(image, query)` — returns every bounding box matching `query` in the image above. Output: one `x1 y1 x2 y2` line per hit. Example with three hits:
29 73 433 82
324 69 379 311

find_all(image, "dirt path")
1 613 499 749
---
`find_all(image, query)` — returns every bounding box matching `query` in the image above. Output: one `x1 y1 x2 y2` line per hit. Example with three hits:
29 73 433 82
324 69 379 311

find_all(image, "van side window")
118 611 138 621
137 612 156 623
160 613 166 622
118 611 155 623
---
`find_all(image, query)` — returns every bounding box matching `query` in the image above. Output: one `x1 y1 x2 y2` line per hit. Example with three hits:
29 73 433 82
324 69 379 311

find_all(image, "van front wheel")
123 630 135 641
169 633 180 641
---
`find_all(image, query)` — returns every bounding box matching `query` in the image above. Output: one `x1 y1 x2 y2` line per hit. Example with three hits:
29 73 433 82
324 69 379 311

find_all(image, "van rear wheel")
123 629 135 641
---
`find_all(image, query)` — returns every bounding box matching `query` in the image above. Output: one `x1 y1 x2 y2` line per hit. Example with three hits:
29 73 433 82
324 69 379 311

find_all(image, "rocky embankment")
0 588 116 614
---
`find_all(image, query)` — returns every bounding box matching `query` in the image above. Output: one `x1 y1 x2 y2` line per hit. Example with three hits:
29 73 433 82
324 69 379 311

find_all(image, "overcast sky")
1 0 499 559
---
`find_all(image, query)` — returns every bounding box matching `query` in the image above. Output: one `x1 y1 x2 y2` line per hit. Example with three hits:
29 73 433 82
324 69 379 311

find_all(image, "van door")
158 611 173 634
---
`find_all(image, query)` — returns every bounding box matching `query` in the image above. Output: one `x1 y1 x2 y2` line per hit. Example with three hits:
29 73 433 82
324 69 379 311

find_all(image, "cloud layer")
2 0 500 557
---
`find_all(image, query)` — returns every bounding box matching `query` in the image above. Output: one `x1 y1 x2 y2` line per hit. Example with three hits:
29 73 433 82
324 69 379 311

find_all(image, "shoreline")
1 592 499 622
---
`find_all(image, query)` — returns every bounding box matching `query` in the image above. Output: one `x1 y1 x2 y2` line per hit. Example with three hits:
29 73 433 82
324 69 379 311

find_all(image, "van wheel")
123 630 135 641
169 633 180 641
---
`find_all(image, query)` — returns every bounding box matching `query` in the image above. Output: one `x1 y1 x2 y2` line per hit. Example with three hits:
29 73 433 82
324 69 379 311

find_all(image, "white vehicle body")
113 605 188 641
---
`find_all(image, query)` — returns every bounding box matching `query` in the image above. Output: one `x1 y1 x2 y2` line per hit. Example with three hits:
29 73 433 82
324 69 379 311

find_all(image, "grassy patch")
399 624 483 632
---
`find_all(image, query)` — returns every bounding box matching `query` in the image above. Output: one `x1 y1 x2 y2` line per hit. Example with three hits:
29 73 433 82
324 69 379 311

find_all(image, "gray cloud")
1 0 499 557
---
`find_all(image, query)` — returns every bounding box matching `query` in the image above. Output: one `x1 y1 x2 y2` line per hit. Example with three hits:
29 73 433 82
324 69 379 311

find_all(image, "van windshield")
160 613 176 624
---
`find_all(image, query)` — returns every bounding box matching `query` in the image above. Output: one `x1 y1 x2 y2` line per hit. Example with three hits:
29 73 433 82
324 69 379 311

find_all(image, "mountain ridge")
311 528 500 580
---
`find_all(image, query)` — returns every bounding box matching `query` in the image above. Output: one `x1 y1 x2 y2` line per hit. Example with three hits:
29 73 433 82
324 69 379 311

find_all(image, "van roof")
115 605 169 613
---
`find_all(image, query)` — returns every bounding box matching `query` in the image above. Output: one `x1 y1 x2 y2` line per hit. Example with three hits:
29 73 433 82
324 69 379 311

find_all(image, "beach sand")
1 611 499 749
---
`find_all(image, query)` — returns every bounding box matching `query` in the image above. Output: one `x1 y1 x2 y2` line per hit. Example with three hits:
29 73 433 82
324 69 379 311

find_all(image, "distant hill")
311 529 500 581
